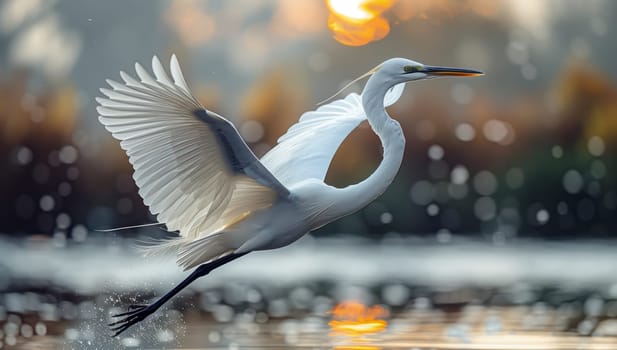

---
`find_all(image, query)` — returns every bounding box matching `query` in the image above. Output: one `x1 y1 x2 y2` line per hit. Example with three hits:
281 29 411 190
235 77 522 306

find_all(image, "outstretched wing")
97 55 288 244
261 83 405 187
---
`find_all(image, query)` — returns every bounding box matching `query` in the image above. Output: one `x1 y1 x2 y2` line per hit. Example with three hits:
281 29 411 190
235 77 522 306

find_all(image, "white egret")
97 55 482 336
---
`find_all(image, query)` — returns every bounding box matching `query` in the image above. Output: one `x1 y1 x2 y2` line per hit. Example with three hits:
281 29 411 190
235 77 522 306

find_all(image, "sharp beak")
422 66 484 77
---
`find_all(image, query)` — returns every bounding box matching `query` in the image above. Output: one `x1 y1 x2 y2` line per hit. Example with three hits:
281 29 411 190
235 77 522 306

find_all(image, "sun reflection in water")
329 300 389 335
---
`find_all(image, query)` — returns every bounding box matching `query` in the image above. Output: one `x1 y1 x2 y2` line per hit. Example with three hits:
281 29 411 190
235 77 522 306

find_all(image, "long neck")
331 76 406 218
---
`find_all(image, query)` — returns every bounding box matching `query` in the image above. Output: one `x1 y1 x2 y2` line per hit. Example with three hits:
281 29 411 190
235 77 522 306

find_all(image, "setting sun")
326 0 395 46
327 0 392 22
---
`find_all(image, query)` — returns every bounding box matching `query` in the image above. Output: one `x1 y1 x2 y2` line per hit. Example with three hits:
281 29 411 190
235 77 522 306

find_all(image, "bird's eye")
404 65 422 73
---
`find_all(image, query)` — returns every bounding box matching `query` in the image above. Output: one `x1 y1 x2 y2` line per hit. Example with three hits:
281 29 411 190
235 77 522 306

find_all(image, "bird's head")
318 58 483 106
374 57 483 85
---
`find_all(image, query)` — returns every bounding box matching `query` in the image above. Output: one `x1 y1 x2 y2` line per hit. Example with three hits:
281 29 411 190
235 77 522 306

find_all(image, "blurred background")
1 0 617 349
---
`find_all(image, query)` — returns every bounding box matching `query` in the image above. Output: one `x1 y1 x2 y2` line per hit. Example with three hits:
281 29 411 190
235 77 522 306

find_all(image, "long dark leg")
109 252 247 337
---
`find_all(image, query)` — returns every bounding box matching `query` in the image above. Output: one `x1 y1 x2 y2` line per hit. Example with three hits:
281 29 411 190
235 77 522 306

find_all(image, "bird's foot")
109 304 154 337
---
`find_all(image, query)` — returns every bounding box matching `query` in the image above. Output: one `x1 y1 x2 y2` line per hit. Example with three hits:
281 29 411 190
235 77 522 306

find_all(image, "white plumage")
98 56 283 268
261 83 404 187
100 55 482 336
97 56 405 269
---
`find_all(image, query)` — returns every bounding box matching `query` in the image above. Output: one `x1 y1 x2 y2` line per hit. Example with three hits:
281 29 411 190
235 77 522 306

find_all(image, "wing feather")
170 55 191 94
97 55 287 263
260 83 405 187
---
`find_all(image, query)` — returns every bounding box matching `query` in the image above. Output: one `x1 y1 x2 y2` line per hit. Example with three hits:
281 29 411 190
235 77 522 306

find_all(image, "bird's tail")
136 232 234 270
176 232 233 271
136 236 188 258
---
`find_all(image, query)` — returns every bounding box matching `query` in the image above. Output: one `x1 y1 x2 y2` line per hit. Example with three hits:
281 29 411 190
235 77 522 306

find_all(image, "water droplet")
382 284 409 307
289 287 314 310
34 322 46 336
426 203 439 216
485 315 503 333
494 232 508 246
551 145 563 158
428 144 444 160
436 229 452 243
473 171 498 196
213 304 234 322
3 323 17 337
5 335 16 346
578 318 596 335
58 182 72 197
208 330 221 343
380 212 393 224
6 314 21 328
20 324 33 338
483 120 512 144
53 231 66 248
72 225 88 242
587 136 605 157
410 181 434 205
446 322 471 342
450 165 469 184
557 202 568 215
535 209 550 224
56 213 71 229
584 296 604 317
563 169 584 194
120 337 141 347
157 329 175 342
64 328 79 340
474 197 496 221
39 195 55 212
59 145 79 164
455 123 475 142
268 299 289 318
246 288 262 304
15 146 33 165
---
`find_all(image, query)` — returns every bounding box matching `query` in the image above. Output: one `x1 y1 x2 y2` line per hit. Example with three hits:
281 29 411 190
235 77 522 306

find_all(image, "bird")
97 55 482 336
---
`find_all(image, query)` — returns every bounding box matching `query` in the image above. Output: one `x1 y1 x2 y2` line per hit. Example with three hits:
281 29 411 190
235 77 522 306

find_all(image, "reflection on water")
2 237 617 349
10 305 617 349
329 300 389 335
